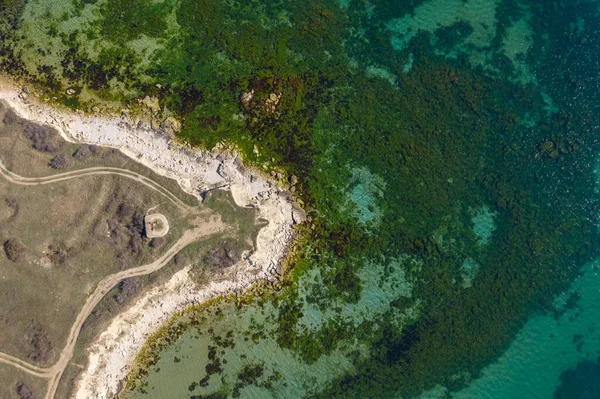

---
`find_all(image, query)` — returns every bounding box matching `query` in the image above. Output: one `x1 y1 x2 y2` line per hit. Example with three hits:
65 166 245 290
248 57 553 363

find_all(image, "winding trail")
0 159 225 399
0 159 193 212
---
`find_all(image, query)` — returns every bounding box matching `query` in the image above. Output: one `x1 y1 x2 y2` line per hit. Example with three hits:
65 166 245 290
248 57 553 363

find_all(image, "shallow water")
119 0 600 397
418 257 600 399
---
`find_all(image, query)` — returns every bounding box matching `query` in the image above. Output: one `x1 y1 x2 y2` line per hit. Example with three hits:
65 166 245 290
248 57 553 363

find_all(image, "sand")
0 79 305 398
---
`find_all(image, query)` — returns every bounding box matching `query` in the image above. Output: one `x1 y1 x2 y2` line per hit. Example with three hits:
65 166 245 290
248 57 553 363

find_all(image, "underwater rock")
241 90 254 108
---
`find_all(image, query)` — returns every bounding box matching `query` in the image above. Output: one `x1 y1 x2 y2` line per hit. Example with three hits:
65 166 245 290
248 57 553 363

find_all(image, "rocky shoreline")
0 77 305 398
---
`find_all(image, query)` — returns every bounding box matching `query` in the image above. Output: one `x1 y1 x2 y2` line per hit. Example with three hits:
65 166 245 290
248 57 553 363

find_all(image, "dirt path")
0 158 194 212
44 226 223 399
0 84 299 399
0 352 48 377
0 160 226 399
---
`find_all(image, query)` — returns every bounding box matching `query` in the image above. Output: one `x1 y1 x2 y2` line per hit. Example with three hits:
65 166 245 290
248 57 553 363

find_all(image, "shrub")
5 198 18 217
15 382 34 399
27 324 53 364
3 109 19 125
47 244 68 266
23 123 62 153
4 238 26 262
117 202 135 222
150 237 166 249
128 234 143 255
174 252 185 265
116 252 127 270
48 155 68 169
127 210 145 236
72 145 91 158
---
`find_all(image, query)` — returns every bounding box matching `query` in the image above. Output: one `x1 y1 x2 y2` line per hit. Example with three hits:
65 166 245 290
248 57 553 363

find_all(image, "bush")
27 324 53 364
23 123 62 153
4 238 26 262
72 145 91 158
3 109 19 125
150 237 166 249
128 234 143 255
48 155 68 169
115 277 142 303
15 382 34 399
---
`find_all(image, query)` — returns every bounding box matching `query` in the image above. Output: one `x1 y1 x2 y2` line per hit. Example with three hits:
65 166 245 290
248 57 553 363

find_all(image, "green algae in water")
122 301 359 398
417 256 600 399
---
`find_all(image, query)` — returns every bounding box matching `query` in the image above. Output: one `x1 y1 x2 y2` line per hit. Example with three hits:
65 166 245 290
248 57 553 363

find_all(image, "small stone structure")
144 213 169 238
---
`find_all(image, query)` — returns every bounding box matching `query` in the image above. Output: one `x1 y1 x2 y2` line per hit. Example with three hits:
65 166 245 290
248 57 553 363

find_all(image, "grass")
53 193 265 399
0 364 47 399
0 104 197 366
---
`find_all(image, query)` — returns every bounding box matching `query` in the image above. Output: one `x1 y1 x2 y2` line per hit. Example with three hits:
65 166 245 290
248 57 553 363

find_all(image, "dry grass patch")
0 116 199 365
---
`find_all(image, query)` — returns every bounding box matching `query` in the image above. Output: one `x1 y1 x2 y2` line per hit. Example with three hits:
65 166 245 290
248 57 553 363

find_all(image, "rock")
559 143 569 154
240 90 254 108
275 172 282 180
141 96 160 114
91 106 100 113
161 116 181 133
265 92 282 113
289 186 296 193
217 163 226 178
289 175 298 185
66 88 76 95
150 118 161 131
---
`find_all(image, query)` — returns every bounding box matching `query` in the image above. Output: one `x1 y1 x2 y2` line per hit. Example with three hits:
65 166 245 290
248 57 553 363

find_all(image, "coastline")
0 77 305 398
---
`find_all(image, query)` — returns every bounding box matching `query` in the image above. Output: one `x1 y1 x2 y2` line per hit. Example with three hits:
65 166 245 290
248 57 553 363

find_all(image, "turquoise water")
419 258 600 399
120 0 600 397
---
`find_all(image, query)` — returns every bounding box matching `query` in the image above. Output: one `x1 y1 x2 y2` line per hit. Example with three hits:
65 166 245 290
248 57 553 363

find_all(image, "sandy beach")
0 78 304 398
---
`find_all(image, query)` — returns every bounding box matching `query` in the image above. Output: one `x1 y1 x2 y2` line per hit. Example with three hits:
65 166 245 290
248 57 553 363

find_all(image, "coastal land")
0 75 303 399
